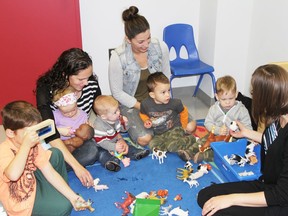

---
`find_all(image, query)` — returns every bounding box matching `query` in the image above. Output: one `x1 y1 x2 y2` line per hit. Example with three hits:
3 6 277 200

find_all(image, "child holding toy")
204 75 252 135
52 87 94 153
185 75 253 163
139 72 197 160
93 95 150 170
198 64 288 216
0 101 86 215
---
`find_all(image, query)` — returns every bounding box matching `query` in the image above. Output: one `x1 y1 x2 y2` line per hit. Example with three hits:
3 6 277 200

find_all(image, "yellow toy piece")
176 167 193 180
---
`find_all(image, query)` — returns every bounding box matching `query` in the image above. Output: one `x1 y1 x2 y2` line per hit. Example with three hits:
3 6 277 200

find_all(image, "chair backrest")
163 23 199 62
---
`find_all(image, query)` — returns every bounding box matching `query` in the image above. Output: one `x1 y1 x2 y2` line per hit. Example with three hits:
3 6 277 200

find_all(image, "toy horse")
114 191 136 216
199 126 231 152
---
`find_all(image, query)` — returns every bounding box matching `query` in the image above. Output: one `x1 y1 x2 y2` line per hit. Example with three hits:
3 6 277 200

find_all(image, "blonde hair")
93 95 119 116
52 86 76 103
216 75 237 95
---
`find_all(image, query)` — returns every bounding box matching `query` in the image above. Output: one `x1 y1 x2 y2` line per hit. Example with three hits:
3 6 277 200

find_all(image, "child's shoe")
105 161 121 172
178 150 193 162
193 152 204 164
134 149 150 160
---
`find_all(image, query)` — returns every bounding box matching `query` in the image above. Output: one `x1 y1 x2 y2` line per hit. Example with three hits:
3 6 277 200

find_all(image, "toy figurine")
114 191 136 216
225 141 258 166
160 205 189 216
174 194 182 201
157 189 168 198
176 167 193 180
147 191 166 205
151 147 167 164
199 126 232 152
229 121 239 132
93 178 109 192
184 161 193 170
183 178 199 188
75 198 95 212
181 164 211 188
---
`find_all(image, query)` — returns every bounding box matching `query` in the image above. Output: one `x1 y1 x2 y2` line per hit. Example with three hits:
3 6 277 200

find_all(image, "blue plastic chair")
163 23 216 97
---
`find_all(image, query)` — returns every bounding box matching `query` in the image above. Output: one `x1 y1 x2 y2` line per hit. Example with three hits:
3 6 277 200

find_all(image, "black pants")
197 180 288 216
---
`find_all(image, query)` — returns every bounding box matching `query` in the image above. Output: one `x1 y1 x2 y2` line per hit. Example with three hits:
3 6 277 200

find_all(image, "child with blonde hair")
93 95 150 169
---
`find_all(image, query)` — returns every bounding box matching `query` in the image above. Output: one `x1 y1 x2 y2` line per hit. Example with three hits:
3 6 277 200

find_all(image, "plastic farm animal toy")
93 178 109 192
177 167 193 180
160 205 189 216
184 161 193 170
225 141 258 166
114 191 136 216
199 126 232 152
182 164 211 188
157 189 168 198
229 121 239 132
174 194 182 201
152 147 167 164
75 198 95 212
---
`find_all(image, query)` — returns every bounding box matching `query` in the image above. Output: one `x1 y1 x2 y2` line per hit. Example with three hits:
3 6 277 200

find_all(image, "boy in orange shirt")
0 101 87 215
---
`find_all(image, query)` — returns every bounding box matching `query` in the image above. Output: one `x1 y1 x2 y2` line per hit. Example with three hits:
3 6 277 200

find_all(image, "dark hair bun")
122 6 139 21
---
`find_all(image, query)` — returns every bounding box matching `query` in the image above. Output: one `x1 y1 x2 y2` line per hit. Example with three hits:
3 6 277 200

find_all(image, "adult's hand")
202 195 233 216
74 164 94 187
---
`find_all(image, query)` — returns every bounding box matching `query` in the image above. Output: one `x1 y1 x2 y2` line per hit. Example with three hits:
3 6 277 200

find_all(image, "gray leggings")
120 105 153 143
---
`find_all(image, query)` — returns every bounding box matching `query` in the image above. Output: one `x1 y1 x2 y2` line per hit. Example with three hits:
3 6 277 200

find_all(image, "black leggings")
197 181 288 216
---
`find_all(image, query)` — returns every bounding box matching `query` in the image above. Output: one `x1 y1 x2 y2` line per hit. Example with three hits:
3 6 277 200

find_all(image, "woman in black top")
36 48 120 187
198 64 288 216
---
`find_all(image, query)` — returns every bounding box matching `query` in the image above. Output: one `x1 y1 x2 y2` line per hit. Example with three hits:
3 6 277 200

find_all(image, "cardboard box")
211 139 262 182
133 198 160 216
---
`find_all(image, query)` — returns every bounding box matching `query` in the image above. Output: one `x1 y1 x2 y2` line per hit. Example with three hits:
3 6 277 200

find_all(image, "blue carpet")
68 152 227 216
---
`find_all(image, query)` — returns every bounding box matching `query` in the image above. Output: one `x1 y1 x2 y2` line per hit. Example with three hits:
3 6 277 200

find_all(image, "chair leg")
208 72 216 94
193 75 204 97
170 76 174 98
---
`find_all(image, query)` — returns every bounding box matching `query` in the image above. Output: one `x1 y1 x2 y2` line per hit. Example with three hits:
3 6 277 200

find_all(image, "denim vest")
114 38 163 96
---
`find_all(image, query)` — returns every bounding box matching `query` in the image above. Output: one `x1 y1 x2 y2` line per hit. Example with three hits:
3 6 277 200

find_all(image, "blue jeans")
66 139 120 171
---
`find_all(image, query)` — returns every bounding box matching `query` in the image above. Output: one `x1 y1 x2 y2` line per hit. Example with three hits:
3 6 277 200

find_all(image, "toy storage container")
211 139 262 182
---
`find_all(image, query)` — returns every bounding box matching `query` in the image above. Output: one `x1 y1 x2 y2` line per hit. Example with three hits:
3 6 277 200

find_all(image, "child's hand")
58 127 74 137
115 141 124 152
144 119 152 128
219 125 228 135
23 129 40 148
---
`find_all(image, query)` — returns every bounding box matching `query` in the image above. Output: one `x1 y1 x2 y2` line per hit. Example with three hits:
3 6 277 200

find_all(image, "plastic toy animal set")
114 190 189 216
177 163 212 188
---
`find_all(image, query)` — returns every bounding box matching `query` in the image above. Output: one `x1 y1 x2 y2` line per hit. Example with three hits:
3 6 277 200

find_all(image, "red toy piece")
157 189 168 198
114 191 136 216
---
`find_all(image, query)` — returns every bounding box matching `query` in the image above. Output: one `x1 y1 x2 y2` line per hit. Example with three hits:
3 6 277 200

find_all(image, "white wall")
80 0 288 97
80 0 201 94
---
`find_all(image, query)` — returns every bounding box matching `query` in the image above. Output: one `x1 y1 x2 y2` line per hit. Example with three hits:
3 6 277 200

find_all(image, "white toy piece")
160 205 189 216
183 178 199 188
151 147 167 164
93 178 109 192
225 141 258 166
184 161 193 170
182 164 211 188
229 121 239 132
189 164 210 180
238 170 254 177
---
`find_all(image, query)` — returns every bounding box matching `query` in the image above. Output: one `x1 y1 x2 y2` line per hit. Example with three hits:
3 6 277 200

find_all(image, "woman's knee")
137 134 152 146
